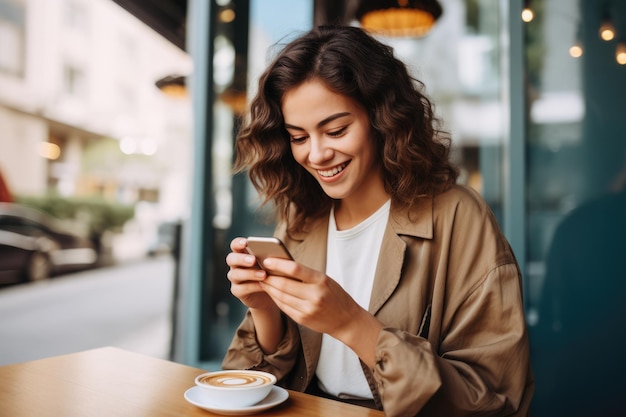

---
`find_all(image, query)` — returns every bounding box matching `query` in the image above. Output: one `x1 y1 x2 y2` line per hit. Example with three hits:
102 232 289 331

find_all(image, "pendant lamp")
355 0 443 38
155 74 187 99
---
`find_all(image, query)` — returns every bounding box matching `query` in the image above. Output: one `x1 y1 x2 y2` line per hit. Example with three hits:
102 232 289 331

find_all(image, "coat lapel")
369 197 433 315
289 216 329 382
368 226 406 315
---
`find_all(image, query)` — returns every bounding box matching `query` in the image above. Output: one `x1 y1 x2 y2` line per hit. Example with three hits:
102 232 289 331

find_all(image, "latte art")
194 370 277 407
199 372 273 388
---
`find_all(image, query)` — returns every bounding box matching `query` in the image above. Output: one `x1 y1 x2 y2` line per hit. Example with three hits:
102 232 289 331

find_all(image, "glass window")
525 1 626 415
196 0 313 367
385 0 507 224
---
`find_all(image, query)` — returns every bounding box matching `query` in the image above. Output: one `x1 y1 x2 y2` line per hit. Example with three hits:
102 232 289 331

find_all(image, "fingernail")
254 271 266 278
239 238 247 245
245 255 256 264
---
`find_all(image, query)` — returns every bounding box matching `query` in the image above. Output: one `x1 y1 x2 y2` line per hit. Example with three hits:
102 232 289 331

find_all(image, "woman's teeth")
319 163 347 177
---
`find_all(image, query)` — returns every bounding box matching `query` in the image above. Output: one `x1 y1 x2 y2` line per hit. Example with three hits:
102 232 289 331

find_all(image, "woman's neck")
334 192 391 230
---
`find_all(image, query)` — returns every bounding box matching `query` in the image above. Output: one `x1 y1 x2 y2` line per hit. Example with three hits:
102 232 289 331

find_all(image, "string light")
563 4 626 64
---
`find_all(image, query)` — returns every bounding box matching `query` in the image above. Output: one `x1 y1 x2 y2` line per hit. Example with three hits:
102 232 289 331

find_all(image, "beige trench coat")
222 185 534 417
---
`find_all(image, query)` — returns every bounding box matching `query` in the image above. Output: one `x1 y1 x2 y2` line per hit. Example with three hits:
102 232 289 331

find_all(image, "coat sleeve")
373 263 532 417
221 310 301 382
372 188 533 417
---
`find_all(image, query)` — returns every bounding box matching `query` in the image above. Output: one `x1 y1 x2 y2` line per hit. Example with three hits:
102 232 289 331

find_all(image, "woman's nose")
308 137 332 164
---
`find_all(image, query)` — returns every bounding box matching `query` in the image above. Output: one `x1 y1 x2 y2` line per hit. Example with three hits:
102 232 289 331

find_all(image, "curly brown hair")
235 25 458 235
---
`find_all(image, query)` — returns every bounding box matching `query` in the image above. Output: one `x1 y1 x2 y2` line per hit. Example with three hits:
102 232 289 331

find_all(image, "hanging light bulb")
569 41 583 58
616 42 626 65
599 18 616 41
569 23 583 58
521 0 534 23
598 10 615 42
521 7 534 23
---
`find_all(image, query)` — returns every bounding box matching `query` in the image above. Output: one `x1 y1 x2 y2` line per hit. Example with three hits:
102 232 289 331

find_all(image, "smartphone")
245 236 293 271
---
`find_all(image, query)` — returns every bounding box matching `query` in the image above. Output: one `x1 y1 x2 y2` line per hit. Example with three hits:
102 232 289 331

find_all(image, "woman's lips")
317 161 349 178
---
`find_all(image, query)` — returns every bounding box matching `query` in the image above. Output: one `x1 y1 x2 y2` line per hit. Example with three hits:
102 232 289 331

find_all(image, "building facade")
0 0 192 221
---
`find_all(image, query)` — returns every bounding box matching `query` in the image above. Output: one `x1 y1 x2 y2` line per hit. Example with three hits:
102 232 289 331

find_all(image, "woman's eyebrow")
284 112 351 131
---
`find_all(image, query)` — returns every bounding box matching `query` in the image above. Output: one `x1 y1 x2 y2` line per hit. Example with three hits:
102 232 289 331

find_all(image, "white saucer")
184 385 289 415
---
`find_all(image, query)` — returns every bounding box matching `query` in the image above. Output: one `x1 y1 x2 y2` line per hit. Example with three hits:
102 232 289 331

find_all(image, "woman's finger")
230 237 248 252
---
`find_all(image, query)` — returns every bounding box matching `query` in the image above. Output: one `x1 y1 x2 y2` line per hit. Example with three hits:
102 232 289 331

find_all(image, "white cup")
194 370 277 408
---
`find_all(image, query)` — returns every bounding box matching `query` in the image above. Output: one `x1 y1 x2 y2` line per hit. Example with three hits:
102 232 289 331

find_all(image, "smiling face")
282 79 388 212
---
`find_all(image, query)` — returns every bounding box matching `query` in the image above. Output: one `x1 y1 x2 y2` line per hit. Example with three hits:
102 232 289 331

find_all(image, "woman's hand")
258 257 383 367
225 237 275 311
226 237 287 353
227 237 383 363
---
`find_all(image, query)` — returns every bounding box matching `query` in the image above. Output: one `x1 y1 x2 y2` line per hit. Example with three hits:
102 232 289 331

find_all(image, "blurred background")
1 0 624 415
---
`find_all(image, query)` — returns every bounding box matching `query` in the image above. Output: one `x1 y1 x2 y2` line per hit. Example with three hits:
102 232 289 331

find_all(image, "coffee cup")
194 370 277 408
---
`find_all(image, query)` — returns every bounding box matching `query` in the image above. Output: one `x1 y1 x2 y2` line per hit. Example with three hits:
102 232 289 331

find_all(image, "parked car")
0 203 98 284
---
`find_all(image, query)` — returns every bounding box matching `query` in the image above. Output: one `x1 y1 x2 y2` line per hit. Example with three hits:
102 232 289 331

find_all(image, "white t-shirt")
315 199 391 399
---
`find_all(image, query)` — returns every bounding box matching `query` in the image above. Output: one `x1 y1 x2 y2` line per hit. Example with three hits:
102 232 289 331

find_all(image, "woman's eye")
290 136 308 144
328 127 347 137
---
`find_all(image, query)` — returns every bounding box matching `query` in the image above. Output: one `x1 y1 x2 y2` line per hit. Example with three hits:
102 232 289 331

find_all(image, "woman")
223 25 533 417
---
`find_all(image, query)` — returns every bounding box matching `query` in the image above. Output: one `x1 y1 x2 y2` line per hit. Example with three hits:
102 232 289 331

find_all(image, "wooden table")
0 347 385 416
